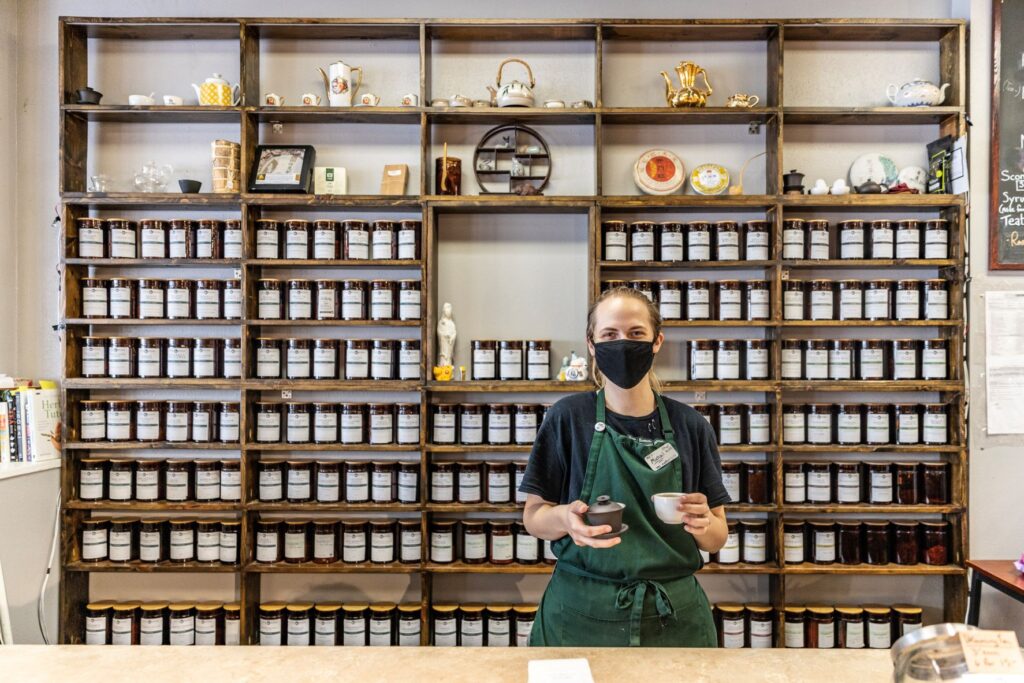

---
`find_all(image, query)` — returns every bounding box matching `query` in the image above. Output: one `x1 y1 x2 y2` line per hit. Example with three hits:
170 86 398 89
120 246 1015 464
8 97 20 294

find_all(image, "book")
25 387 60 461
0 399 9 464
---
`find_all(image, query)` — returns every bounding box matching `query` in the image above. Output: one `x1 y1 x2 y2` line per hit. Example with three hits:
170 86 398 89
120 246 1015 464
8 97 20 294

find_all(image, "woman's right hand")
563 500 621 548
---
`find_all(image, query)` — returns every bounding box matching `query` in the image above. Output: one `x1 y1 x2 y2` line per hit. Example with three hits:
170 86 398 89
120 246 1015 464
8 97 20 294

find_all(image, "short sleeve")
518 404 570 504
696 420 731 508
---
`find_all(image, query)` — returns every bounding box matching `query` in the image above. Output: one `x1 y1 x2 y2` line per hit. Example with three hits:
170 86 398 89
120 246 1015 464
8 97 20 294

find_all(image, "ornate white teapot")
494 58 535 107
886 78 950 107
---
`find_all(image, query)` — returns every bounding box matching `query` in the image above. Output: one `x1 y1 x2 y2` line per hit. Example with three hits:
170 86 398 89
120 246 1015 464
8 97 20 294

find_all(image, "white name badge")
644 442 679 471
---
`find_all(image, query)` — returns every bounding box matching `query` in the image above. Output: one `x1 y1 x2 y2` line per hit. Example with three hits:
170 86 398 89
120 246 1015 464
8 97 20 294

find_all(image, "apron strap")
653 392 674 440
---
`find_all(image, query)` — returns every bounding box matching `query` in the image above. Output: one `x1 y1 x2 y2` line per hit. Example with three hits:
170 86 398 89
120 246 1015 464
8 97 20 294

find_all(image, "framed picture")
248 144 316 193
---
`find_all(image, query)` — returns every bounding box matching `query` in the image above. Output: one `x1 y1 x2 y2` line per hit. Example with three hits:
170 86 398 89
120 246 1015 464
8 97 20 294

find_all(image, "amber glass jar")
807 605 836 649
783 280 805 320
837 606 866 649
810 520 836 563
837 521 863 565
783 521 806 564
892 522 920 565
922 462 950 504
782 218 806 259
745 220 771 260
744 461 771 504
865 606 893 649
894 462 920 504
921 521 950 565
784 606 807 648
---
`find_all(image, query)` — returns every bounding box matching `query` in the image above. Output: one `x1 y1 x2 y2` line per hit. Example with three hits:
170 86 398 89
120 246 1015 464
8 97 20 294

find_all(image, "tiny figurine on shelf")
494 58 536 107
661 61 713 108
809 178 830 195
564 351 588 382
436 301 457 369
557 355 570 381
783 169 806 194
728 151 766 195
301 93 322 106
855 181 885 194
585 495 628 539
725 93 759 108
191 73 240 106
886 79 950 107
76 86 102 105
264 93 285 106
163 95 183 106
317 60 363 107
498 134 513 149
830 179 851 195
511 158 529 177
433 365 454 382
477 156 495 172
897 166 928 193
458 366 467 381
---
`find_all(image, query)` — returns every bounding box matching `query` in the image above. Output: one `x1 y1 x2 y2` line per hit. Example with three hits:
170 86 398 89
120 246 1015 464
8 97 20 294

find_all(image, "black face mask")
593 339 655 390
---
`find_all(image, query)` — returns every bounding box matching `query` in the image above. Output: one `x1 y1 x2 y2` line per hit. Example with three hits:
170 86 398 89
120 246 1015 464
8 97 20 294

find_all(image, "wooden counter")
5 645 893 682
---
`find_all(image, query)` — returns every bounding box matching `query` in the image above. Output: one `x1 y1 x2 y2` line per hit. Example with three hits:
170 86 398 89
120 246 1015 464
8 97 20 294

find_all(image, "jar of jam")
808 280 835 320
258 460 285 502
892 522 920 565
371 461 396 502
810 521 837 563
398 519 421 563
345 339 371 379
717 603 746 648
807 606 836 648
837 280 863 321
922 462 950 504
77 217 106 258
194 603 223 646
257 279 283 320
342 520 368 563
744 220 771 261
894 462 920 504
485 604 513 646
745 280 770 321
740 520 768 563
744 461 770 504
284 219 310 259
107 219 138 259
686 280 711 319
805 339 829 379
921 521 950 565
340 403 366 444
896 404 921 445
806 219 830 260
896 219 922 259
924 219 950 259
783 404 806 444
783 280 805 320
398 219 421 260
717 280 742 320
343 219 370 260
255 519 282 563
922 404 949 444
837 521 863 565
367 603 395 646
714 221 740 261
870 219 895 259
838 219 865 259
783 218 805 259
430 520 456 564
864 280 892 320
345 462 370 503
255 219 282 259
603 220 627 261
431 604 458 646
457 461 483 503
784 606 807 648
657 221 684 261
865 404 891 444
631 221 656 260
806 404 833 445
313 403 338 444
836 462 862 503
865 606 893 648
783 520 806 563
370 520 396 564
340 279 367 320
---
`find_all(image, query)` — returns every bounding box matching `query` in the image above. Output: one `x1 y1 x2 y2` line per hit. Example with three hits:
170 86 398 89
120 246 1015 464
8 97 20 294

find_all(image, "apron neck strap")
595 389 674 439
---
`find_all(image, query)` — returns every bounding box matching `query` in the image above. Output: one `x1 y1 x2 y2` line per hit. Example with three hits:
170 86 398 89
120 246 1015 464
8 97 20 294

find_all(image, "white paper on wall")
985 291 1024 434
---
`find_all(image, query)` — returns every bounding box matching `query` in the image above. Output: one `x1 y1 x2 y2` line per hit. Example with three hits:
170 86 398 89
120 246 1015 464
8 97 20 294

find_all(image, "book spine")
7 392 20 462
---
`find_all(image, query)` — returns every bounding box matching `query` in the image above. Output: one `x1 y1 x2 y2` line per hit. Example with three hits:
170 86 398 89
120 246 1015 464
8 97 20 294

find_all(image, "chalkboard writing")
991 0 1024 268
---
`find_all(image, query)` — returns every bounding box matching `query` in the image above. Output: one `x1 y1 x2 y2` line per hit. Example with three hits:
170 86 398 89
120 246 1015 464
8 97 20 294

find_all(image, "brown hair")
586 286 663 392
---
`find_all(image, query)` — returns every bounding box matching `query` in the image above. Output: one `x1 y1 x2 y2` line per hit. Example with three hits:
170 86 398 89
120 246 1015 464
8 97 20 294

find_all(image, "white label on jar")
109 285 133 318
80 468 104 499
473 349 496 380
286 230 308 259
868 622 891 649
458 471 481 502
810 290 833 320
461 619 484 647
722 616 745 648
258 289 281 319
372 229 394 260
925 289 948 320
686 230 710 261
746 231 769 260
136 467 160 499
840 229 864 258
924 230 949 258
659 230 683 261
341 289 364 319
923 412 947 443
110 616 134 645
399 289 421 320
809 232 829 260
719 290 741 320
516 619 534 647
805 349 828 379
719 413 741 444
749 413 770 444
747 289 770 320
140 616 164 645
166 290 190 318
829 350 853 380
527 349 549 381
165 469 189 500
784 531 805 563
313 347 336 379
837 472 861 502
785 621 805 648
814 530 836 562
896 228 921 258
139 530 162 562
341 413 363 444
604 231 627 261
372 470 393 500
79 227 105 258
837 413 861 443
398 471 418 503
845 621 865 649
108 469 132 500
817 622 835 649
488 619 511 647
431 471 454 502
717 532 740 564
866 413 889 443
517 532 538 562
784 472 806 503
783 229 804 258
488 471 511 503
892 348 918 380
369 617 392 646
807 471 831 501
434 617 457 646
220 530 238 563
870 471 893 503
256 229 279 259
750 619 773 648
195 289 220 320
196 469 219 500
347 229 369 260
347 348 369 379
371 531 394 563
784 290 804 320
138 346 163 378
716 230 739 261
165 412 189 441
401 530 421 562
260 617 282 645
105 411 130 441
398 229 418 260
399 348 420 380
82 287 108 317
896 289 920 320
314 229 335 258
224 619 240 646
743 531 767 563
224 228 243 258
922 349 947 379
284 531 306 561
135 411 160 441
864 290 889 319
687 288 710 319
488 413 511 444
370 289 393 320
197 529 220 562
219 411 240 442
872 227 894 258
287 469 311 499
256 412 280 443
807 414 831 444
316 289 337 320
499 349 523 379
106 347 131 377
515 412 538 443
166 347 191 378
720 471 740 503
343 532 367 563
259 469 282 501
433 413 456 444
81 528 107 560
716 349 740 380
783 413 805 443
898 413 920 444
314 413 338 443
170 529 194 561
659 289 682 320
288 289 312 320
690 348 714 380
839 289 862 320
781 349 802 379
138 288 164 318
317 470 340 502
631 231 655 261
287 348 311 379
195 617 217 645
431 531 453 563
314 618 336 646
398 618 420 646
860 348 884 379
397 413 419 445
110 228 136 258
256 531 279 563
745 348 768 379
193 347 216 378
346 470 369 502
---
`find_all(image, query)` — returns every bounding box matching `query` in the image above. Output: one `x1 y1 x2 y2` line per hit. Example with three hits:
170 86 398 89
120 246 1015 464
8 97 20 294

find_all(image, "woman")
520 286 730 647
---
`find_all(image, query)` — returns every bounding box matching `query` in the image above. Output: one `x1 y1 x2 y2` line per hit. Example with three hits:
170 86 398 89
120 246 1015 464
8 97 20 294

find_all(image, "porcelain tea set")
583 492 696 539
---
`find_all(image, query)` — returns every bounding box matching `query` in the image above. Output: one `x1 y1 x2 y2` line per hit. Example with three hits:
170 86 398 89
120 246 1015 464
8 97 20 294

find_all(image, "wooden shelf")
249 318 420 327
63 378 240 389
424 196 592 214
779 194 965 208
248 502 421 512
64 318 241 326
600 107 776 125
781 504 960 514
62 104 242 123
65 560 239 573
63 441 240 451
701 563 779 574
425 503 524 513
724 504 776 513
782 259 958 269
245 379 421 391
710 444 774 453
249 259 422 268
425 444 532 453
246 106 422 124
599 195 776 209
599 260 775 270
64 258 241 267
243 194 421 208
660 380 776 392
781 21 962 42
61 192 240 207
425 381 595 393
428 108 596 124
245 561 420 574
782 319 960 327
783 444 961 453
663 320 776 328
783 562 965 575
779 380 963 392
64 500 241 511
62 17 242 39
782 106 962 125
423 561 554 574
247 443 420 453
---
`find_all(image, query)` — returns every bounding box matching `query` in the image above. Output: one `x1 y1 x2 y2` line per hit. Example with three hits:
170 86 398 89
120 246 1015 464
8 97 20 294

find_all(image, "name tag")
644 442 679 471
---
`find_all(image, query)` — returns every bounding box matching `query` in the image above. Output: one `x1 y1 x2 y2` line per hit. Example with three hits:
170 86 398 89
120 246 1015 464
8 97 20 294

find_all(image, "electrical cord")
37 486 61 645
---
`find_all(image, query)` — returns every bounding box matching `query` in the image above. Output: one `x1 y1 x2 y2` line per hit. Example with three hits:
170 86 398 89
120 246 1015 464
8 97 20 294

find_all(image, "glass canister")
895 219 922 259
714 221 741 261
838 219 865 259
783 280 805 320
784 606 807 648
783 520 806 564
603 220 627 261
782 218 805 259
924 218 950 259
806 219 830 260
807 605 836 649
745 220 771 260
869 219 894 259
893 522 920 565
630 221 656 261
658 221 684 261
837 606 865 649
864 522 891 565
685 221 712 261
716 603 747 648
686 280 711 319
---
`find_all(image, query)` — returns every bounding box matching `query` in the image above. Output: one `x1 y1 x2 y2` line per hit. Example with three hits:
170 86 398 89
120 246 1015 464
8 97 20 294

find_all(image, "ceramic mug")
359 93 381 106
400 93 419 107
301 93 321 106
651 492 686 524
162 95 183 106
264 93 285 106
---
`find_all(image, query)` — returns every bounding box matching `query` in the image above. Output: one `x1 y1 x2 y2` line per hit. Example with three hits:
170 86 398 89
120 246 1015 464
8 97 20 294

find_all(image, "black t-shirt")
518 391 731 508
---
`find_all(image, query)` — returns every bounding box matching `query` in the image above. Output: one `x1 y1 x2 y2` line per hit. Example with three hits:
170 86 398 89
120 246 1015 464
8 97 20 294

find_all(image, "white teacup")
651 492 686 524
359 93 381 106
162 95 183 106
128 93 155 106
400 93 419 107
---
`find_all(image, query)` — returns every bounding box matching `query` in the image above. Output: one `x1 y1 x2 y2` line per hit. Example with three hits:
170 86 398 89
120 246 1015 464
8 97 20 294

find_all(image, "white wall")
5 0 1022 644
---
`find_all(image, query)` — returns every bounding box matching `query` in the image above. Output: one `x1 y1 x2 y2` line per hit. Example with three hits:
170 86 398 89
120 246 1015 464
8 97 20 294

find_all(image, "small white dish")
652 492 686 524
128 93 156 106
544 100 566 108
162 95 183 106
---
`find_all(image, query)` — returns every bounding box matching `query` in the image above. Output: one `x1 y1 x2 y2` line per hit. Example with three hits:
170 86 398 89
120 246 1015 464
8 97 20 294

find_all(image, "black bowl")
77 88 102 105
178 179 202 194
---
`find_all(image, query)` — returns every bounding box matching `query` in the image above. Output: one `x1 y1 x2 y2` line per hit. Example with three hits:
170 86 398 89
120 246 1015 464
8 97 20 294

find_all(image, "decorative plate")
848 153 899 188
633 149 686 195
690 163 730 195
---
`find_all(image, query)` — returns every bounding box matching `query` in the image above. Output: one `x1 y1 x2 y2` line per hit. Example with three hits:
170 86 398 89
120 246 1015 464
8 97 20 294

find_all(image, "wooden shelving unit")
57 15 968 648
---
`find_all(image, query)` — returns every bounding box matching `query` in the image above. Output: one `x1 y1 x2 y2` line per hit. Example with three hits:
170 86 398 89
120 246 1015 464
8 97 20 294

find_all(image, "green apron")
529 389 717 648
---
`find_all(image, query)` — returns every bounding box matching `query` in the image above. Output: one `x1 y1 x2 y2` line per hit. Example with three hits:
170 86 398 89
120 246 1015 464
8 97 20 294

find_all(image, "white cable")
0 552 11 644
37 486 61 645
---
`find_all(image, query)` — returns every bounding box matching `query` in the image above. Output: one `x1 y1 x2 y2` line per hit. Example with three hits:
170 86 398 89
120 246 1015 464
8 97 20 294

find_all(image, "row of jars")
78 400 240 443
780 338 950 381
253 338 421 381
428 520 556 566
253 218 421 261
602 279 770 321
80 517 239 565
259 602 427 646
783 279 949 321
427 461 529 504
469 340 552 381
79 458 240 502
256 518 422 565
79 337 241 379
713 603 774 647
430 403 546 446
81 278 242 320
782 520 952 566
255 279 420 321
602 220 771 262
691 404 773 446
780 218 950 261
783 461 950 505
85 600 240 646
781 403 950 445
257 460 420 504
253 402 420 445
429 604 538 647
709 519 771 564
688 339 772 380
719 603 922 649
76 217 243 260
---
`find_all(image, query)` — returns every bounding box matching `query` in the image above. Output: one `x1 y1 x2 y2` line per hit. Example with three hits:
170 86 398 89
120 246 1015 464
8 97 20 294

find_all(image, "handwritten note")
959 630 1024 675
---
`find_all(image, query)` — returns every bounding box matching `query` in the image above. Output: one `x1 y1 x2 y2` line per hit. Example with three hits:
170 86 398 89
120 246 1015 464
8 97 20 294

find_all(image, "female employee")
520 286 731 647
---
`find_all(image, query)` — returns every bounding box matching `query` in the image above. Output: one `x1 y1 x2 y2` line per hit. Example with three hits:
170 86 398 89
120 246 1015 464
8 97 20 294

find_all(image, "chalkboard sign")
991 0 1024 268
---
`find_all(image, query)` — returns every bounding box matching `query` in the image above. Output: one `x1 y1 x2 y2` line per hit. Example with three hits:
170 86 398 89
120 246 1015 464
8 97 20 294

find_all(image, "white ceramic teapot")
494 58 535 107
191 73 240 106
886 78 950 107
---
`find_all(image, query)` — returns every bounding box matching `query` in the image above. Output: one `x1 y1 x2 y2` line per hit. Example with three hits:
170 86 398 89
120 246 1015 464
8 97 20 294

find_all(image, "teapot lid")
205 73 228 85
589 495 624 514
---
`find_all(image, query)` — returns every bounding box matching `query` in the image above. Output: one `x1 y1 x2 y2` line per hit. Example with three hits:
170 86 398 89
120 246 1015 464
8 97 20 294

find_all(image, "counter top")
5 645 894 682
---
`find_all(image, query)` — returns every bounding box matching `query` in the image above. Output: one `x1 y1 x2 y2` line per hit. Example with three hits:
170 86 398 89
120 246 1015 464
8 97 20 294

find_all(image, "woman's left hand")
677 492 712 536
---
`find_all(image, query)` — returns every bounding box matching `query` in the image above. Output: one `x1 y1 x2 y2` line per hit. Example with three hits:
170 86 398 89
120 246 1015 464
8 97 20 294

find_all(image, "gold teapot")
660 61 713 108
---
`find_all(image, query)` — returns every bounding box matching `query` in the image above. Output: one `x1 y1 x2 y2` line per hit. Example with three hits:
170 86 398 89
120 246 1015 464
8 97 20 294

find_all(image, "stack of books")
0 377 60 463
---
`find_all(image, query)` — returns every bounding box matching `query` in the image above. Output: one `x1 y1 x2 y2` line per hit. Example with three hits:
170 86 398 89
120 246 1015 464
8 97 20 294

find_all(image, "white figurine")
436 302 456 368
830 179 851 195
557 355 570 381
809 178 830 195
565 350 588 382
